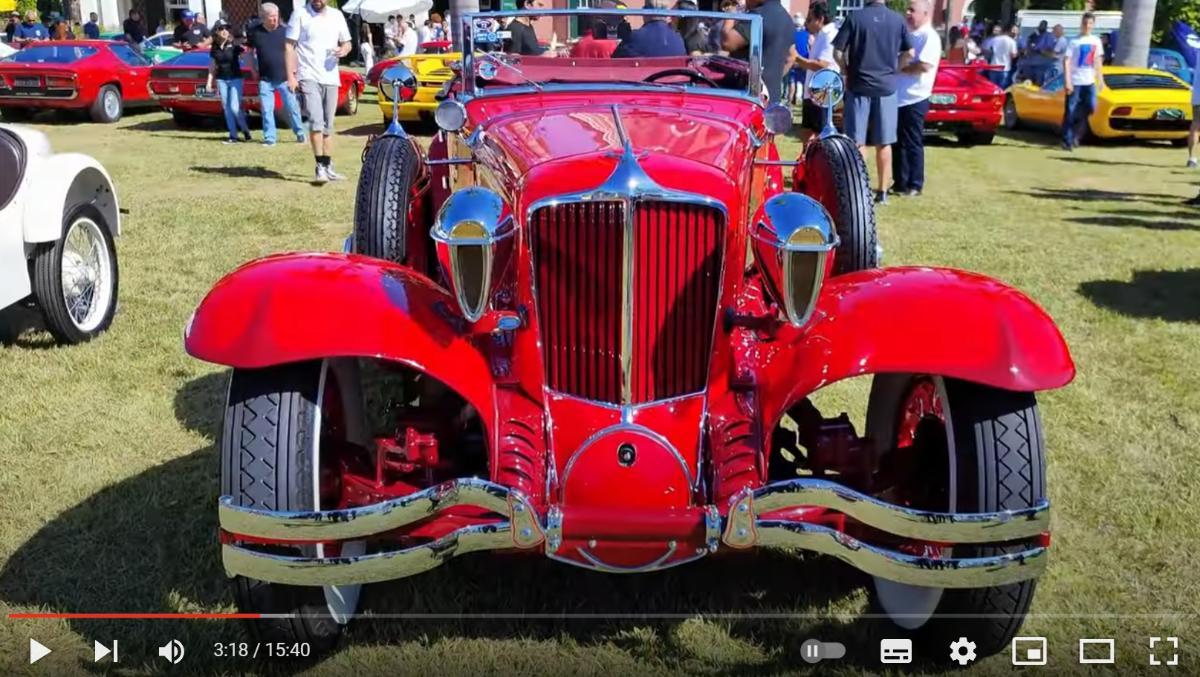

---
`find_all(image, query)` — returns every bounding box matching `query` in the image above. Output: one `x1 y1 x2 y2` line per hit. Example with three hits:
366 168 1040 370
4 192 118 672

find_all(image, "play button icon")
29 638 51 664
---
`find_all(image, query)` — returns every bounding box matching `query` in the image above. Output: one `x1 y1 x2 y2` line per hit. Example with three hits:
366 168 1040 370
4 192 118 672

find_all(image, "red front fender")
184 252 495 415
760 266 1075 424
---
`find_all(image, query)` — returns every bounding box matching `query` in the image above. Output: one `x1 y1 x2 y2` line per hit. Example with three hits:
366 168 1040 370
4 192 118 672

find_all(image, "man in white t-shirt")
1061 11 1105 151
397 18 418 55
892 0 939 197
983 23 1016 89
793 3 838 143
1186 55 1200 169
287 0 351 183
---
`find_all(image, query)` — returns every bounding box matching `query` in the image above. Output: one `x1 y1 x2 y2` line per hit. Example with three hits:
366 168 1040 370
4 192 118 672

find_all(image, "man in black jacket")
505 0 545 55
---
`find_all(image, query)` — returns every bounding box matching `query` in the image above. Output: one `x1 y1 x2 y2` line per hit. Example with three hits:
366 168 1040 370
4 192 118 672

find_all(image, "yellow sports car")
1003 66 1193 142
370 51 458 126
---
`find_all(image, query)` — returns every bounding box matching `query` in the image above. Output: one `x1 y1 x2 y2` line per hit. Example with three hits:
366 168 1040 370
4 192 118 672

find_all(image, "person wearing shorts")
286 0 351 184
832 0 912 204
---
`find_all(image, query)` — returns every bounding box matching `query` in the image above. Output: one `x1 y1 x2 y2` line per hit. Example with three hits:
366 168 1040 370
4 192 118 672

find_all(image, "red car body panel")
185 252 495 416
148 53 362 118
0 40 155 111
925 63 1004 135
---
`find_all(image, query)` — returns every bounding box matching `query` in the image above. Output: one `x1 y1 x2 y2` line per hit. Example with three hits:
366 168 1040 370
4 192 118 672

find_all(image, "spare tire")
352 134 422 264
802 135 879 274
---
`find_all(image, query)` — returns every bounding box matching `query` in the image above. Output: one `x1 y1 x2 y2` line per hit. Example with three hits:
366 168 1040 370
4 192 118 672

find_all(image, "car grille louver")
531 201 724 405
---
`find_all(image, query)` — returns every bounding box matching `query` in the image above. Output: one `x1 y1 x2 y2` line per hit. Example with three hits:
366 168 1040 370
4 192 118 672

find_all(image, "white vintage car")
0 123 120 343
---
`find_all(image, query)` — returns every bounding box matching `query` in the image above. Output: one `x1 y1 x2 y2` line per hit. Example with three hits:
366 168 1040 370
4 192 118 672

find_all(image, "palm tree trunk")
1114 0 1156 68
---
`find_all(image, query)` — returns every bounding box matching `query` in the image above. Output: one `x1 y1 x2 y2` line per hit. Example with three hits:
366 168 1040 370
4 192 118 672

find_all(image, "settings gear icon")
949 637 977 665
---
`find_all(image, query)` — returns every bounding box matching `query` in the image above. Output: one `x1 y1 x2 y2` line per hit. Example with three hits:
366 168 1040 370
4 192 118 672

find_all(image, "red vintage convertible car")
186 9 1073 660
148 50 363 127
925 63 1004 145
0 40 157 123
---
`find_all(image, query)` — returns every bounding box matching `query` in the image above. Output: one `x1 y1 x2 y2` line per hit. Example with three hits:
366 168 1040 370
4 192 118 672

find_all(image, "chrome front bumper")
218 477 1049 588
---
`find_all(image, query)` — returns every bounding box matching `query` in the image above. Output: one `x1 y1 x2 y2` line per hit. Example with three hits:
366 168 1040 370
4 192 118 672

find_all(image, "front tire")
353 134 422 263
802 134 879 274
222 359 370 653
1003 95 1020 130
90 85 123 124
30 205 119 343
865 374 1046 658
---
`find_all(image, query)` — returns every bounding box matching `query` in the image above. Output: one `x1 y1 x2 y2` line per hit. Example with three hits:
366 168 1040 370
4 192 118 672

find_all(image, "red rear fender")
184 253 495 414
760 266 1075 424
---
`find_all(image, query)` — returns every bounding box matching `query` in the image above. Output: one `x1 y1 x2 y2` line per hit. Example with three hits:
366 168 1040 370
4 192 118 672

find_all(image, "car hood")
472 98 761 180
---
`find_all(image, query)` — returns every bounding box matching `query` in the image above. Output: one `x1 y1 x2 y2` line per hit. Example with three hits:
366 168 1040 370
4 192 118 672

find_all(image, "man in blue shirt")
14 10 50 44
612 0 685 58
83 12 100 39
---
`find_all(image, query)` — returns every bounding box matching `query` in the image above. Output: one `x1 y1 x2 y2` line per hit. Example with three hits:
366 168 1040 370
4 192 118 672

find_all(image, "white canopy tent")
341 0 433 25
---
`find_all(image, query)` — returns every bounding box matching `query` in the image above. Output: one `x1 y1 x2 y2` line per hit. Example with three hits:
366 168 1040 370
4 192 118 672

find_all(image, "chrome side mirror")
751 193 839 327
808 69 844 139
379 63 416 136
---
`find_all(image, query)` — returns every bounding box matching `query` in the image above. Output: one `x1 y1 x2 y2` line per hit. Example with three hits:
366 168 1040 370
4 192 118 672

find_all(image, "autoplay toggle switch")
801 639 847 664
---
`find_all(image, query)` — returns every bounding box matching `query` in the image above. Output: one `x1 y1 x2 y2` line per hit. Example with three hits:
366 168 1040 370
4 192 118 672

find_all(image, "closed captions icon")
880 638 913 664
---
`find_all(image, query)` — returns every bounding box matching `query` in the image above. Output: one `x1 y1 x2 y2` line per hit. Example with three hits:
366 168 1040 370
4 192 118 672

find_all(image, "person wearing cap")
14 10 49 45
174 10 211 50
612 0 685 58
286 0 352 184
207 20 253 143
250 3 305 145
123 9 145 48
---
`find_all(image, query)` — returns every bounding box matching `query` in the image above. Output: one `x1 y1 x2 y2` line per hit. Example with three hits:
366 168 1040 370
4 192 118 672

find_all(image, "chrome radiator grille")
530 200 725 405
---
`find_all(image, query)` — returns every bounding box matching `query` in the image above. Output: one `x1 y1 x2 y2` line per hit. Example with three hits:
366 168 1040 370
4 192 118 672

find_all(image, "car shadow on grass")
1065 214 1199 231
1015 187 1188 205
0 304 59 349
1079 269 1200 324
189 164 292 181
1052 155 1179 169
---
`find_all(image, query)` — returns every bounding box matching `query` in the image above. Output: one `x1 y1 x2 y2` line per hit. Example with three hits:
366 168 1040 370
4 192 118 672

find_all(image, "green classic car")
99 31 182 63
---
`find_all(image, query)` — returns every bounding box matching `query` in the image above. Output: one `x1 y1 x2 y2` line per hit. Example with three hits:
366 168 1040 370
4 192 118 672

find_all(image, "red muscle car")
0 40 157 123
925 63 1004 145
185 8 1073 661
148 50 363 127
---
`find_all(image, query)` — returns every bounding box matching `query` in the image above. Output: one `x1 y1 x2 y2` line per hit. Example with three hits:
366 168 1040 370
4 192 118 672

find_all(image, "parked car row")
0 39 362 126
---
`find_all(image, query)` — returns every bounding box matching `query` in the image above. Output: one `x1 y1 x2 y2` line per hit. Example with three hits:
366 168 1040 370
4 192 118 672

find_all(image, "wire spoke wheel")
59 217 113 332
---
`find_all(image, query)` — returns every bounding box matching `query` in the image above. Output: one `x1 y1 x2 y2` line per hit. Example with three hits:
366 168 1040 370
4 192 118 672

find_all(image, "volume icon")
158 639 185 664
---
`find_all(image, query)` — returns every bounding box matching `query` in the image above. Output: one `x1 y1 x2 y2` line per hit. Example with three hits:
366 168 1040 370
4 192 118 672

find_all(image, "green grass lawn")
0 99 1198 676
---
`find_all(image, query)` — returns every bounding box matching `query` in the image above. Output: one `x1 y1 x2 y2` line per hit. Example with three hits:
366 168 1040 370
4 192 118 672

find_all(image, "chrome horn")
751 193 839 326
430 187 515 322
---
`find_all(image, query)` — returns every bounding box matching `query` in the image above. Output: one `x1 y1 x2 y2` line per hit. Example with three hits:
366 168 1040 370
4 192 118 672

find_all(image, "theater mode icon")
1079 638 1116 665
880 638 913 664
1011 637 1047 666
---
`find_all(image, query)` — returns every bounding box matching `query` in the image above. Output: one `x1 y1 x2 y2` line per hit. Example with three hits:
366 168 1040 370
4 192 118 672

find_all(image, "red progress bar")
9 613 264 619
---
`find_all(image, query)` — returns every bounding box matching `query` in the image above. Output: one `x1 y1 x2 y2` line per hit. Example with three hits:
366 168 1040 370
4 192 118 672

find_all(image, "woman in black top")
206 21 251 143
673 0 708 56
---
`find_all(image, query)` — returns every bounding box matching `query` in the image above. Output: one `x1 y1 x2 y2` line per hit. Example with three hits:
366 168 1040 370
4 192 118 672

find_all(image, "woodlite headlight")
751 193 839 326
431 187 514 322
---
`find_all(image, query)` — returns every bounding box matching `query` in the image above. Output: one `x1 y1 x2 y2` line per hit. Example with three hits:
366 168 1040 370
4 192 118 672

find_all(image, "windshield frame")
458 8 763 103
